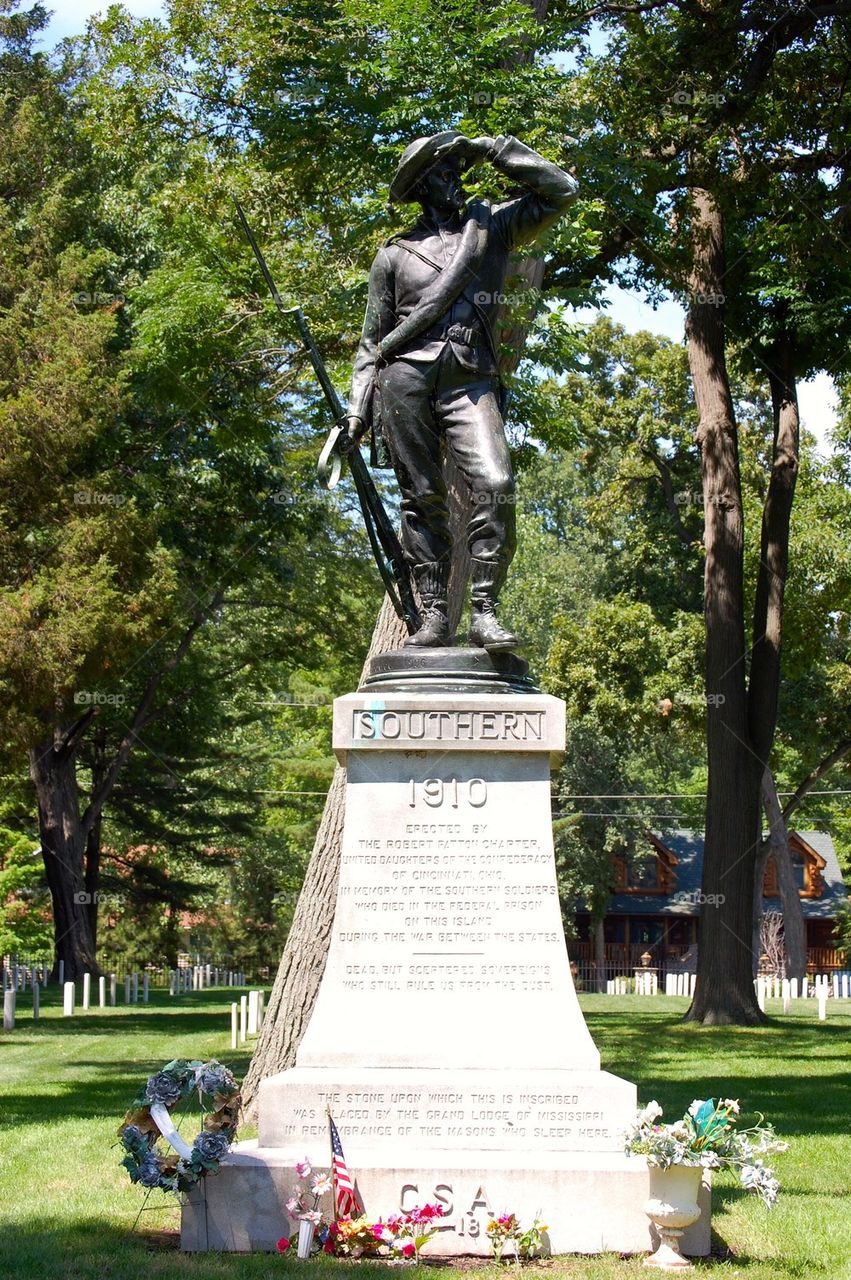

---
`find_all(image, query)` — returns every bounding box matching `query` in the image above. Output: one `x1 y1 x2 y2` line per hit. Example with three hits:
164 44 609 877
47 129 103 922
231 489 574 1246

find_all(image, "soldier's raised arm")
479 134 578 250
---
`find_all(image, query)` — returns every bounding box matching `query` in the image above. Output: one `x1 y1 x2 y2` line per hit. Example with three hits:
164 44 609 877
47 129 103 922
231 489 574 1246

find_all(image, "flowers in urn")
625 1097 787 1208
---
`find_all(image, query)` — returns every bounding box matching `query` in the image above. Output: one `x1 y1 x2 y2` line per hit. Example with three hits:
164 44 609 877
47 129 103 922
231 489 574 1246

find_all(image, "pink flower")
400 1242 416 1259
286 1197 300 1214
295 1158 312 1179
276 1237 291 1253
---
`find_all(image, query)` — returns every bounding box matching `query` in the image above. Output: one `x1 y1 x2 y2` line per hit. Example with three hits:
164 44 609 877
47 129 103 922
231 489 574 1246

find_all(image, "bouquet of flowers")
326 1203 445 1260
486 1213 549 1262
624 1097 788 1207
285 1156 333 1226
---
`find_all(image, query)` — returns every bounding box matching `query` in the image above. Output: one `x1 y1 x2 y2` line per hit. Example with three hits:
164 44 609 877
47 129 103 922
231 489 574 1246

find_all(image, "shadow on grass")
582 1009 851 1138
8 1217 410 1280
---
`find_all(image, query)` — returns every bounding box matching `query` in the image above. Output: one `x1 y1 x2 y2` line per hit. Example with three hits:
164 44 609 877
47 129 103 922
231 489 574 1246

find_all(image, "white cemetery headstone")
258 990 265 1029
110 973 117 1006
32 980 40 1020
132 972 139 1004
82 972 91 1010
63 981 75 1016
790 977 799 1000
143 974 150 1004
3 988 15 1030
124 975 131 1003
98 975 106 1008
248 989 259 1036
239 994 247 1043
802 976 809 999
756 978 766 1012
59 959 65 985
230 1002 238 1050
818 990 827 1021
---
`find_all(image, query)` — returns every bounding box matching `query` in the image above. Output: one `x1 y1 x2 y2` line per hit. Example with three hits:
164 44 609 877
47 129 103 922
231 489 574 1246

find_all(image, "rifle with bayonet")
233 198 421 635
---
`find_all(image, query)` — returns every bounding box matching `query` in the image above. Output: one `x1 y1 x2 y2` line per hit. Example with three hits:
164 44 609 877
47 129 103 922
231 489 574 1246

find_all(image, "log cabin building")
572 829 848 978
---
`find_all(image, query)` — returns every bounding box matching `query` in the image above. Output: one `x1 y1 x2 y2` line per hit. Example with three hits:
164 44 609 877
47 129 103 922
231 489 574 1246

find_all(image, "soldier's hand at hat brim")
456 136 498 165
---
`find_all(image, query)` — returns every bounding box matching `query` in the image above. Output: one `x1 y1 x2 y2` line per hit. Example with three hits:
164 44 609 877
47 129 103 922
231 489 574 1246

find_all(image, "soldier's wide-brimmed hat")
389 130 466 203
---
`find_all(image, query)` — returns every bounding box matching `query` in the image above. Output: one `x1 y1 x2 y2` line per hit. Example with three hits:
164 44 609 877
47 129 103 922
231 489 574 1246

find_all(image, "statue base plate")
360 646 537 694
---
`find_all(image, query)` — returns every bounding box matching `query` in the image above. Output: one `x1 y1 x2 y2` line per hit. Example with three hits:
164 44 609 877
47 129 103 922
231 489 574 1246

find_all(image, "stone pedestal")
182 652 710 1256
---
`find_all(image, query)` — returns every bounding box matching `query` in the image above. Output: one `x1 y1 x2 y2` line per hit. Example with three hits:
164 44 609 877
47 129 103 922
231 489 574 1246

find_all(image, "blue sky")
37 1 839 452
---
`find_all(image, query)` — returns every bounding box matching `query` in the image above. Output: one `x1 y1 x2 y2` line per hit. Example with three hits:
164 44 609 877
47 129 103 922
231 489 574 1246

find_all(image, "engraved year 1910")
408 777 488 808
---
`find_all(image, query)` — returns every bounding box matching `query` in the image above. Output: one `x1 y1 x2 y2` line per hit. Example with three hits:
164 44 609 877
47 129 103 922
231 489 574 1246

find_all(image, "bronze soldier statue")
346 132 578 652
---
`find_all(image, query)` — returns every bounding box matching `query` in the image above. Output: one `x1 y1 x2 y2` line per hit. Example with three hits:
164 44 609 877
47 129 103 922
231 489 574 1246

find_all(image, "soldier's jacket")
347 135 579 428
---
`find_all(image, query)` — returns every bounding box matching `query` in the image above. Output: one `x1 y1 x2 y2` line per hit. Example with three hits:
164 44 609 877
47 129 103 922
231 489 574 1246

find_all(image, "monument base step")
257 1066 636 1155
181 1140 710 1258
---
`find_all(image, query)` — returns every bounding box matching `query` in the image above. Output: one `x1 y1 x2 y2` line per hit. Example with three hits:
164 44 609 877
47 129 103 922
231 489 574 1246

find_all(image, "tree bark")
748 330 799 760
760 768 807 981
683 187 764 1025
29 733 99 980
84 725 107 949
593 917 606 993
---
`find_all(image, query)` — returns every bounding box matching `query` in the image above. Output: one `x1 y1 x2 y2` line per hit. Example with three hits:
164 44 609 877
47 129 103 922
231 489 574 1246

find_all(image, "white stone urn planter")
644 1163 703 1269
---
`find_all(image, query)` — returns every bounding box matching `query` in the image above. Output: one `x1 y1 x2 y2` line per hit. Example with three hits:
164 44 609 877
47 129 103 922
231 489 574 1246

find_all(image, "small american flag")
329 1114 361 1218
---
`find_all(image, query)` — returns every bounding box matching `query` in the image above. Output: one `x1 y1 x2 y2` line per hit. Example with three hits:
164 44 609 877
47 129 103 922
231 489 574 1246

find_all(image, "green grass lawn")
1 987 849 1279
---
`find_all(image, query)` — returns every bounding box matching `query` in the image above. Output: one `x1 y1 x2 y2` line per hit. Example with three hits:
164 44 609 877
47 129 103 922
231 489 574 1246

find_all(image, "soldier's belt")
422 321 481 346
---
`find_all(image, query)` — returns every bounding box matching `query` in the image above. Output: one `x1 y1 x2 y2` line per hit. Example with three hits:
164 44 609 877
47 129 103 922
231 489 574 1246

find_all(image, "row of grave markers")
230 990 266 1048
753 973 849 1018
2 966 251 1030
2 960 250 992
603 969 849 1012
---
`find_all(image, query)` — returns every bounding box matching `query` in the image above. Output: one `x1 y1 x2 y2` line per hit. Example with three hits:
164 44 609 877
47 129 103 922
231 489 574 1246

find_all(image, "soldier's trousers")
378 346 516 588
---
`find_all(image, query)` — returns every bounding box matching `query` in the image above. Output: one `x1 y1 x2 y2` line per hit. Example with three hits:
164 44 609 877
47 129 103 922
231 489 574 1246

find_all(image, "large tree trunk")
593 917 606 994
761 768 807 980
684 187 763 1025
30 734 99 980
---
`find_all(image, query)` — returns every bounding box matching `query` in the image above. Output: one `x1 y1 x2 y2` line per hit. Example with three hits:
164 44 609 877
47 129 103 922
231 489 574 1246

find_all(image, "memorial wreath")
119 1058 241 1195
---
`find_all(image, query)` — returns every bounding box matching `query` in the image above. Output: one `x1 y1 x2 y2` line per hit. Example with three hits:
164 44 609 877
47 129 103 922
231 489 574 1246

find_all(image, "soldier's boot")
405 561 451 648
468 557 519 653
